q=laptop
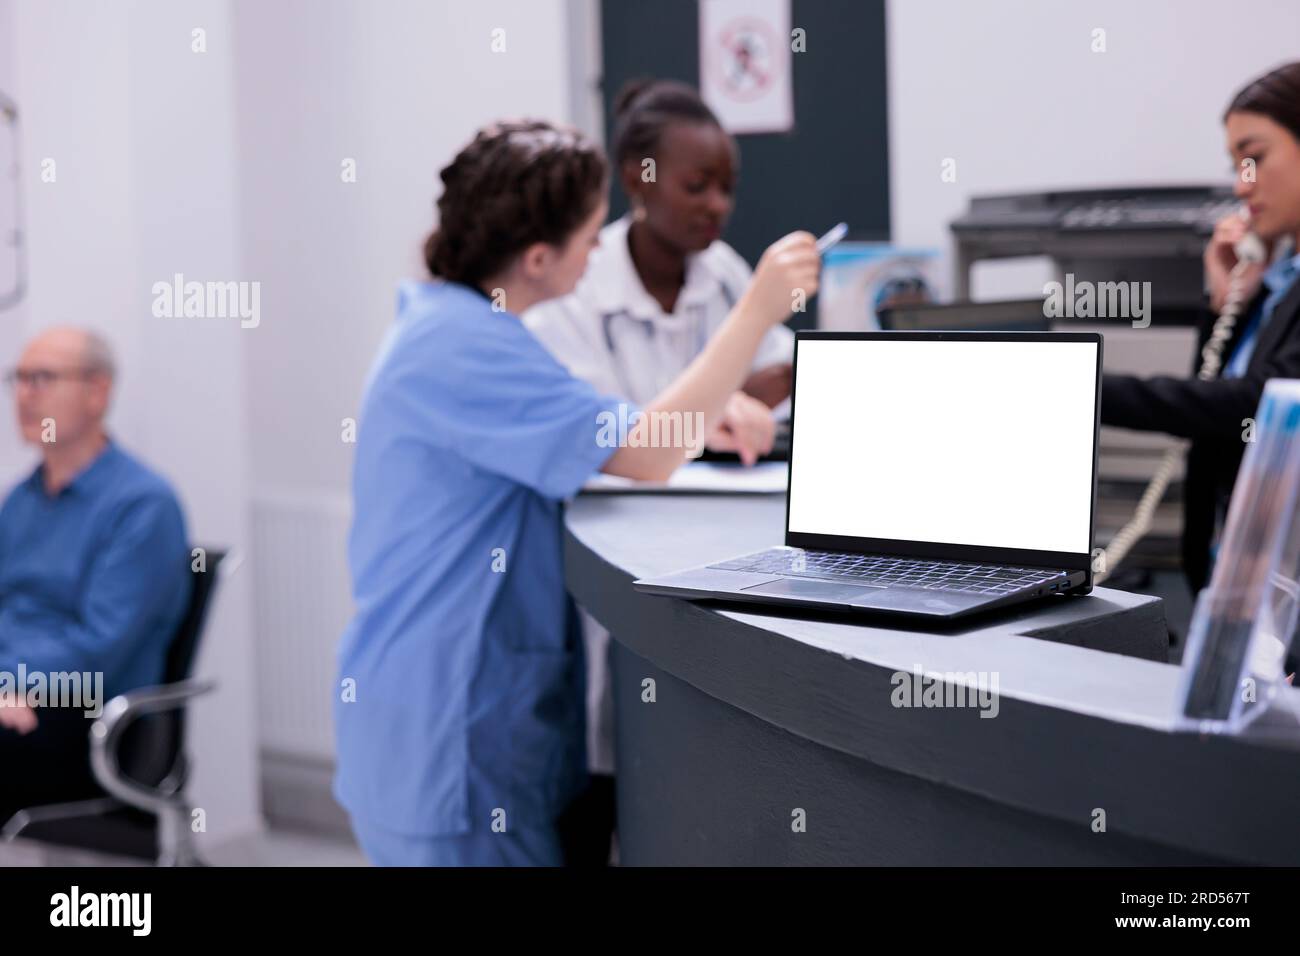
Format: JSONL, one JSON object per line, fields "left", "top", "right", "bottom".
{"left": 634, "top": 330, "right": 1103, "bottom": 620}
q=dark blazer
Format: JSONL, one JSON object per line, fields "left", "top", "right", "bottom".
{"left": 1101, "top": 276, "right": 1300, "bottom": 593}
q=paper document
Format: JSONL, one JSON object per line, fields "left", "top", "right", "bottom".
{"left": 582, "top": 460, "right": 788, "bottom": 495}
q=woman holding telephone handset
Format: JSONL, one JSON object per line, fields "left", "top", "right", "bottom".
{"left": 1102, "top": 62, "right": 1300, "bottom": 595}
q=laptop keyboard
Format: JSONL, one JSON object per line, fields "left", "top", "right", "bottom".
{"left": 707, "top": 548, "right": 1070, "bottom": 595}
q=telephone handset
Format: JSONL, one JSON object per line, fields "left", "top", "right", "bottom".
{"left": 1097, "top": 213, "right": 1267, "bottom": 582}
{"left": 1235, "top": 229, "right": 1268, "bottom": 266}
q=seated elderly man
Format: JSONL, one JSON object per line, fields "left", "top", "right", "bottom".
{"left": 0, "top": 327, "right": 190, "bottom": 827}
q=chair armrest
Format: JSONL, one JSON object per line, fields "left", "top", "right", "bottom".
{"left": 89, "top": 679, "right": 216, "bottom": 815}
{"left": 1, "top": 796, "right": 123, "bottom": 842}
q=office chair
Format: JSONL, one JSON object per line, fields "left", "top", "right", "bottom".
{"left": 1, "top": 548, "right": 225, "bottom": 866}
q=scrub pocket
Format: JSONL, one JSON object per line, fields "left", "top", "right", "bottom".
{"left": 502, "top": 645, "right": 585, "bottom": 831}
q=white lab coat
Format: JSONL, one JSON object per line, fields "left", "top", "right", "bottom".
{"left": 524, "top": 215, "right": 794, "bottom": 775}
{"left": 525, "top": 215, "right": 794, "bottom": 406}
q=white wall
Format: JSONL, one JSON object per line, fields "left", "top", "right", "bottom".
{"left": 232, "top": 0, "right": 579, "bottom": 498}
{"left": 886, "top": 0, "right": 1300, "bottom": 297}
{"left": 5, "top": 0, "right": 259, "bottom": 846}
{"left": 0, "top": 0, "right": 25, "bottom": 483}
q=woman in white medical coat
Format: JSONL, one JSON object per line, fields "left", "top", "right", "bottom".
{"left": 526, "top": 79, "right": 794, "bottom": 463}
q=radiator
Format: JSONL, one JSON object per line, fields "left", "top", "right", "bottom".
{"left": 250, "top": 490, "right": 353, "bottom": 762}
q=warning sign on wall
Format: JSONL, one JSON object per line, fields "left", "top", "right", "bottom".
{"left": 699, "top": 0, "right": 794, "bottom": 135}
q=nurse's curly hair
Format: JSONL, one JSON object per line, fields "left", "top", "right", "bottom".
{"left": 424, "top": 121, "right": 607, "bottom": 288}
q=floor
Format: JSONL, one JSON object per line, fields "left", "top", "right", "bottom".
{"left": 0, "top": 826, "right": 369, "bottom": 867}
{"left": 205, "top": 827, "right": 369, "bottom": 867}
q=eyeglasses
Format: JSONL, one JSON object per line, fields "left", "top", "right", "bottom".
{"left": 2, "top": 368, "right": 97, "bottom": 391}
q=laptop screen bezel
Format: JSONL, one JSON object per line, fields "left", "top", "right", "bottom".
{"left": 783, "top": 330, "right": 1103, "bottom": 578}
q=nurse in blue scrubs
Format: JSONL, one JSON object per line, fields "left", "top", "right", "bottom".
{"left": 334, "top": 120, "right": 819, "bottom": 866}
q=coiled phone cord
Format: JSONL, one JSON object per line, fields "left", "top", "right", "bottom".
{"left": 1095, "top": 258, "right": 1257, "bottom": 583}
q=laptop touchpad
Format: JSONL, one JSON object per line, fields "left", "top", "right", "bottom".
{"left": 740, "top": 578, "right": 885, "bottom": 602}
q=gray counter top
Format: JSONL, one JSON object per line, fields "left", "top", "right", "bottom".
{"left": 565, "top": 492, "right": 1300, "bottom": 865}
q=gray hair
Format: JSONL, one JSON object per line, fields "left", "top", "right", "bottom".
{"left": 81, "top": 330, "right": 117, "bottom": 381}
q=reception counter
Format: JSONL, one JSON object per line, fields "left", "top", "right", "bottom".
{"left": 564, "top": 492, "right": 1300, "bottom": 866}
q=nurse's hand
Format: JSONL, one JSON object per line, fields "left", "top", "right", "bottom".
{"left": 744, "top": 232, "right": 821, "bottom": 326}
{"left": 707, "top": 391, "right": 776, "bottom": 466}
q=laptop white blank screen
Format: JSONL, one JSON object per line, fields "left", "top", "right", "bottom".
{"left": 787, "top": 337, "right": 1098, "bottom": 555}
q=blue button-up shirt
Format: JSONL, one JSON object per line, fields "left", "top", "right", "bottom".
{"left": 334, "top": 281, "right": 627, "bottom": 838}
{"left": 0, "top": 440, "right": 190, "bottom": 701}
{"left": 1224, "top": 252, "right": 1300, "bottom": 378}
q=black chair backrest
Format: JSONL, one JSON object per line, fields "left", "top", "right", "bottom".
{"left": 118, "top": 547, "right": 225, "bottom": 789}
{"left": 165, "top": 549, "right": 225, "bottom": 684}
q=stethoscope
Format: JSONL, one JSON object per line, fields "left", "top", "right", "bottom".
{"left": 599, "top": 279, "right": 740, "bottom": 395}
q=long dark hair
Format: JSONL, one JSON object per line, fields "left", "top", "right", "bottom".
{"left": 423, "top": 121, "right": 607, "bottom": 287}
{"left": 1225, "top": 62, "right": 1300, "bottom": 143}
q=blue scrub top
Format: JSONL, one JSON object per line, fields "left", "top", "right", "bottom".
{"left": 334, "top": 280, "right": 628, "bottom": 837}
